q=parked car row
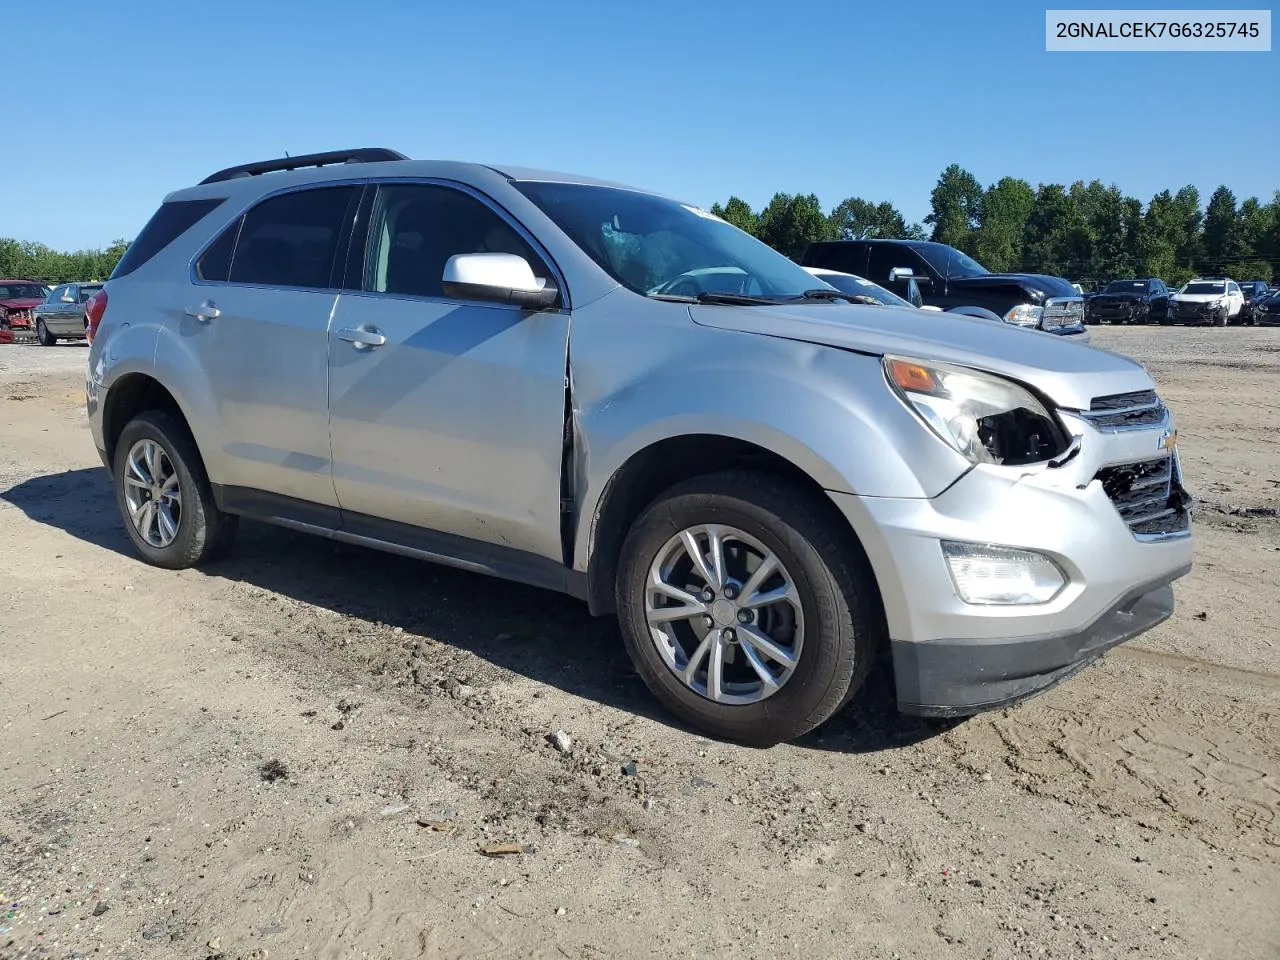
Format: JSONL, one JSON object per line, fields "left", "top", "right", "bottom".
{"left": 1082, "top": 276, "right": 1274, "bottom": 327}
{"left": 803, "top": 239, "right": 1089, "bottom": 341}
{"left": 0, "top": 279, "right": 107, "bottom": 344}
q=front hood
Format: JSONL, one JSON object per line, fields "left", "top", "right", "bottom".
{"left": 1172, "top": 294, "right": 1223, "bottom": 304}
{"left": 0, "top": 298, "right": 42, "bottom": 310}
{"left": 949, "top": 273, "right": 1079, "bottom": 298}
{"left": 690, "top": 302, "right": 1152, "bottom": 410}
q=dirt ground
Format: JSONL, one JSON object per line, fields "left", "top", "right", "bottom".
{"left": 1, "top": 327, "right": 1277, "bottom": 960}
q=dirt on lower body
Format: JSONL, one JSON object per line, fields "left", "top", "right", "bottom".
{"left": 1, "top": 330, "right": 1277, "bottom": 960}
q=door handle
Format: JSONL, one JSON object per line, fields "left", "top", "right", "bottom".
{"left": 185, "top": 300, "right": 220, "bottom": 322}
{"left": 336, "top": 325, "right": 387, "bottom": 350}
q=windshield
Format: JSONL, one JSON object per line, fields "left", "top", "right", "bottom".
{"left": 812, "top": 271, "right": 913, "bottom": 308}
{"left": 1103, "top": 281, "right": 1146, "bottom": 293}
{"left": 0, "top": 283, "right": 48, "bottom": 299}
{"left": 912, "top": 244, "right": 989, "bottom": 278}
{"left": 513, "top": 182, "right": 822, "bottom": 300}
{"left": 1183, "top": 282, "right": 1226, "bottom": 295}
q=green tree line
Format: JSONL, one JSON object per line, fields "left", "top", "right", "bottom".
{"left": 712, "top": 165, "right": 1280, "bottom": 285}
{"left": 6, "top": 166, "right": 1278, "bottom": 288}
{"left": 0, "top": 238, "right": 130, "bottom": 284}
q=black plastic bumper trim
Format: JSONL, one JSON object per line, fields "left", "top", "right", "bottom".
{"left": 892, "top": 564, "right": 1191, "bottom": 718}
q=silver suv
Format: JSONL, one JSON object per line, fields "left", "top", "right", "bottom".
{"left": 87, "top": 149, "right": 1194, "bottom": 745}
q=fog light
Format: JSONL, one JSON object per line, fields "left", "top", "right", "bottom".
{"left": 941, "top": 541, "right": 1066, "bottom": 605}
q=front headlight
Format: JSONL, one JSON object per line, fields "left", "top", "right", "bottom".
{"left": 884, "top": 356, "right": 1065, "bottom": 466}
{"left": 1003, "top": 304, "right": 1042, "bottom": 327}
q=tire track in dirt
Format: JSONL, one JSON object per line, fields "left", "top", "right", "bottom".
{"left": 936, "top": 653, "right": 1279, "bottom": 858}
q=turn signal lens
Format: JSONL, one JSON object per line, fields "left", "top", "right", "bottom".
{"left": 886, "top": 358, "right": 939, "bottom": 394}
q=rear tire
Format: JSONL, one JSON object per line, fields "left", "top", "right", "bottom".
{"left": 36, "top": 319, "right": 56, "bottom": 346}
{"left": 615, "top": 470, "right": 884, "bottom": 746}
{"left": 113, "top": 410, "right": 238, "bottom": 569}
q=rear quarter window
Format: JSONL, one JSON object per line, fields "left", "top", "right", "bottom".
{"left": 110, "top": 198, "right": 226, "bottom": 279}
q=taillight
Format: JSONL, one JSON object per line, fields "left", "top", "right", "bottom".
{"left": 85, "top": 289, "right": 108, "bottom": 343}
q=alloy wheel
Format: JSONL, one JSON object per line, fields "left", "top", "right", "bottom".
{"left": 122, "top": 439, "right": 182, "bottom": 547}
{"left": 645, "top": 524, "right": 804, "bottom": 705}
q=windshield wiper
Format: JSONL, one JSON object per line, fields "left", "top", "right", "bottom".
{"left": 792, "top": 288, "right": 868, "bottom": 304}
{"left": 648, "top": 291, "right": 781, "bottom": 306}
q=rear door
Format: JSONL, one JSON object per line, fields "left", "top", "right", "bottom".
{"left": 181, "top": 183, "right": 360, "bottom": 510}
{"left": 326, "top": 180, "right": 570, "bottom": 562}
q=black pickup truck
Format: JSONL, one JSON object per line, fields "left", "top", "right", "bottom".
{"left": 802, "top": 239, "right": 1087, "bottom": 340}
{"left": 1085, "top": 278, "right": 1172, "bottom": 325}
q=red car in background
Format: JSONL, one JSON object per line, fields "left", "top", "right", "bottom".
{"left": 0, "top": 280, "right": 50, "bottom": 341}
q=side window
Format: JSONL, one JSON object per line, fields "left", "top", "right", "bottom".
{"left": 111, "top": 198, "right": 226, "bottom": 279}
{"left": 197, "top": 217, "right": 241, "bottom": 282}
{"left": 48, "top": 285, "right": 66, "bottom": 303}
{"left": 1227, "top": 281, "right": 1241, "bottom": 295}
{"left": 865, "top": 245, "right": 923, "bottom": 284}
{"left": 363, "top": 183, "right": 548, "bottom": 299}
{"left": 803, "top": 243, "right": 866, "bottom": 275}
{"left": 228, "top": 187, "right": 357, "bottom": 289}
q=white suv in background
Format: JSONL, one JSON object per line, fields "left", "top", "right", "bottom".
{"left": 1170, "top": 278, "right": 1244, "bottom": 326}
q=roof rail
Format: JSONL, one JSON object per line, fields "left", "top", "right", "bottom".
{"left": 198, "top": 148, "right": 409, "bottom": 185}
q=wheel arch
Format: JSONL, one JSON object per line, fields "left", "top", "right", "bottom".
{"left": 102, "top": 373, "right": 197, "bottom": 471}
{"left": 580, "top": 432, "right": 859, "bottom": 616}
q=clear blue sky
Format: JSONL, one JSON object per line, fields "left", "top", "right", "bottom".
{"left": 5, "top": 0, "right": 1276, "bottom": 250}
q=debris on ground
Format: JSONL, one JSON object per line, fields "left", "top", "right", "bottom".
{"left": 547, "top": 730, "right": 572, "bottom": 754}
{"left": 416, "top": 819, "right": 457, "bottom": 834}
{"left": 259, "top": 759, "right": 289, "bottom": 782}
{"left": 479, "top": 842, "right": 527, "bottom": 857}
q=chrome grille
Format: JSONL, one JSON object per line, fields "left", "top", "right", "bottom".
{"left": 1041, "top": 296, "right": 1084, "bottom": 331}
{"left": 1079, "top": 389, "right": 1166, "bottom": 430}
{"left": 1095, "top": 455, "right": 1191, "bottom": 538}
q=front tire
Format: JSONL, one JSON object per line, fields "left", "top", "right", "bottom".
{"left": 36, "top": 319, "right": 56, "bottom": 346}
{"left": 615, "top": 471, "right": 883, "bottom": 746}
{"left": 113, "top": 410, "right": 238, "bottom": 569}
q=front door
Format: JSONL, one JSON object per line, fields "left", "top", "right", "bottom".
{"left": 327, "top": 181, "right": 570, "bottom": 562}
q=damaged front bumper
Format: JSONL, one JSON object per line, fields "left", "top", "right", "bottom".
{"left": 829, "top": 410, "right": 1194, "bottom": 717}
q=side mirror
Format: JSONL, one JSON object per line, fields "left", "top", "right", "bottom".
{"left": 888, "top": 266, "right": 926, "bottom": 306}
{"left": 904, "top": 277, "right": 923, "bottom": 308}
{"left": 441, "top": 253, "right": 558, "bottom": 310}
